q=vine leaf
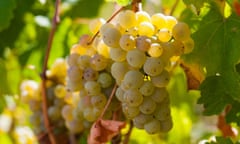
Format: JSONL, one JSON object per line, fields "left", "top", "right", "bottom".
{"left": 185, "top": 3, "right": 240, "bottom": 115}
{"left": 182, "top": 0, "right": 205, "bottom": 14}
{"left": 0, "top": 0, "right": 16, "bottom": 32}
{"left": 88, "top": 119, "right": 126, "bottom": 144}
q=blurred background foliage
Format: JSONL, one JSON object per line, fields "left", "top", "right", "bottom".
{"left": 0, "top": 0, "right": 239, "bottom": 143}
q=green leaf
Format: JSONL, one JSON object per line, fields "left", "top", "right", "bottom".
{"left": 226, "top": 101, "right": 240, "bottom": 126}
{"left": 206, "top": 136, "right": 233, "bottom": 144}
{"left": 198, "top": 75, "right": 234, "bottom": 115}
{"left": 0, "top": 0, "right": 16, "bottom": 31}
{"left": 116, "top": 0, "right": 132, "bottom": 6}
{"left": 182, "top": 0, "right": 206, "bottom": 13}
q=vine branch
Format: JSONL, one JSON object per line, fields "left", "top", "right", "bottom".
{"left": 40, "top": 0, "right": 61, "bottom": 144}
{"left": 132, "top": 0, "right": 142, "bottom": 12}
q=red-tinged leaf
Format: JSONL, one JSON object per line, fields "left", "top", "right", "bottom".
{"left": 217, "top": 115, "right": 237, "bottom": 138}
{"left": 88, "top": 119, "right": 126, "bottom": 144}
{"left": 233, "top": 0, "right": 240, "bottom": 16}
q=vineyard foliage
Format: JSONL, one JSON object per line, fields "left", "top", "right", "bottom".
{"left": 0, "top": 0, "right": 240, "bottom": 143}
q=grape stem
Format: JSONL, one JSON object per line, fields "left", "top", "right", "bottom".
{"left": 132, "top": 0, "right": 142, "bottom": 12}
{"left": 99, "top": 84, "right": 118, "bottom": 119}
{"left": 88, "top": 6, "right": 125, "bottom": 45}
{"left": 40, "top": 0, "right": 61, "bottom": 144}
{"left": 169, "top": 0, "right": 180, "bottom": 15}
{"left": 123, "top": 121, "right": 134, "bottom": 144}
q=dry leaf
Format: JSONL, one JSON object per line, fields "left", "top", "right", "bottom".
{"left": 88, "top": 119, "right": 126, "bottom": 144}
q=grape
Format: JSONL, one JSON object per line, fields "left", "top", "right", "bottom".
{"left": 151, "top": 70, "right": 170, "bottom": 87}
{"left": 122, "top": 70, "right": 144, "bottom": 89}
{"left": 83, "top": 67, "right": 98, "bottom": 81}
{"left": 160, "top": 118, "right": 173, "bottom": 132}
{"left": 136, "top": 36, "right": 151, "bottom": 52}
{"left": 125, "top": 27, "right": 139, "bottom": 37}
{"left": 122, "top": 103, "right": 140, "bottom": 119}
{"left": 61, "top": 105, "right": 74, "bottom": 121}
{"left": 150, "top": 87, "right": 168, "bottom": 103}
{"left": 139, "top": 81, "right": 155, "bottom": 96}
{"left": 111, "top": 62, "right": 129, "bottom": 81}
{"left": 119, "top": 34, "right": 136, "bottom": 51}
{"left": 139, "top": 97, "right": 156, "bottom": 114}
{"left": 67, "top": 53, "right": 80, "bottom": 67}
{"left": 153, "top": 105, "right": 171, "bottom": 121}
{"left": 123, "top": 89, "right": 143, "bottom": 107}
{"left": 91, "top": 94, "right": 107, "bottom": 109}
{"left": 143, "top": 57, "right": 164, "bottom": 76}
{"left": 77, "top": 55, "right": 91, "bottom": 69}
{"left": 72, "top": 107, "right": 84, "bottom": 120}
{"left": 151, "top": 13, "right": 167, "bottom": 29}
{"left": 110, "top": 47, "right": 127, "bottom": 62}
{"left": 115, "top": 87, "right": 125, "bottom": 102}
{"left": 99, "top": 23, "right": 115, "bottom": 34}
{"left": 157, "top": 28, "right": 172, "bottom": 42}
{"left": 48, "top": 106, "right": 61, "bottom": 121}
{"left": 54, "top": 84, "right": 67, "bottom": 98}
{"left": 183, "top": 37, "right": 194, "bottom": 54}
{"left": 172, "top": 22, "right": 191, "bottom": 41}
{"left": 133, "top": 113, "right": 153, "bottom": 129}
{"left": 90, "top": 54, "right": 108, "bottom": 71}
{"left": 66, "top": 78, "right": 84, "bottom": 92}
{"left": 65, "top": 119, "right": 84, "bottom": 133}
{"left": 97, "top": 72, "right": 113, "bottom": 88}
{"left": 117, "top": 10, "right": 136, "bottom": 29}
{"left": 96, "top": 40, "right": 110, "bottom": 58}
{"left": 136, "top": 11, "right": 151, "bottom": 24}
{"left": 84, "top": 81, "right": 101, "bottom": 95}
{"left": 77, "top": 95, "right": 92, "bottom": 110}
{"left": 89, "top": 18, "right": 106, "bottom": 34}
{"left": 101, "top": 26, "right": 121, "bottom": 47}
{"left": 138, "top": 22, "right": 155, "bottom": 37}
{"left": 126, "top": 49, "right": 146, "bottom": 68}
{"left": 165, "top": 16, "right": 177, "bottom": 30}
{"left": 67, "top": 66, "right": 83, "bottom": 82}
{"left": 148, "top": 43, "right": 163, "bottom": 57}
{"left": 83, "top": 107, "right": 97, "bottom": 122}
{"left": 144, "top": 119, "right": 161, "bottom": 134}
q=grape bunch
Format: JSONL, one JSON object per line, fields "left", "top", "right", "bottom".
{"left": 20, "top": 58, "right": 68, "bottom": 135}
{"left": 66, "top": 9, "right": 194, "bottom": 135}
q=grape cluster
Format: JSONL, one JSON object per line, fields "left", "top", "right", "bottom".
{"left": 20, "top": 58, "right": 68, "bottom": 134}
{"left": 66, "top": 9, "right": 194, "bottom": 135}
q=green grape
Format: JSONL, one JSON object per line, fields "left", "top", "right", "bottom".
{"left": 61, "top": 105, "right": 74, "bottom": 121}
{"left": 83, "top": 107, "right": 98, "bottom": 122}
{"left": 165, "top": 16, "right": 177, "bottom": 30}
{"left": 72, "top": 107, "right": 84, "bottom": 120}
{"left": 54, "top": 84, "right": 66, "bottom": 98}
{"left": 125, "top": 27, "right": 139, "bottom": 37}
{"left": 151, "top": 70, "right": 170, "bottom": 87}
{"left": 117, "top": 10, "right": 137, "bottom": 29}
{"left": 138, "top": 22, "right": 155, "bottom": 37}
{"left": 157, "top": 28, "right": 172, "bottom": 42}
{"left": 139, "top": 81, "right": 155, "bottom": 96}
{"left": 91, "top": 94, "right": 107, "bottom": 109}
{"left": 122, "top": 103, "right": 140, "bottom": 119}
{"left": 100, "top": 23, "right": 115, "bottom": 34}
{"left": 136, "top": 11, "right": 151, "bottom": 24}
{"left": 144, "top": 119, "right": 161, "bottom": 134}
{"left": 84, "top": 81, "right": 101, "bottom": 95}
{"left": 153, "top": 105, "right": 171, "bottom": 121}
{"left": 89, "top": 18, "right": 106, "bottom": 34}
{"left": 90, "top": 54, "right": 108, "bottom": 71}
{"left": 48, "top": 106, "right": 61, "bottom": 121}
{"left": 139, "top": 97, "right": 156, "bottom": 114}
{"left": 110, "top": 47, "right": 127, "bottom": 62}
{"left": 96, "top": 40, "right": 110, "bottom": 58}
{"left": 67, "top": 66, "right": 83, "bottom": 82}
{"left": 148, "top": 43, "right": 163, "bottom": 57}
{"left": 77, "top": 55, "right": 91, "bottom": 70}
{"left": 77, "top": 95, "right": 92, "bottom": 110}
{"left": 66, "top": 78, "right": 84, "bottom": 92}
{"left": 83, "top": 67, "right": 98, "bottom": 81}
{"left": 122, "top": 70, "right": 144, "bottom": 89}
{"left": 111, "top": 62, "right": 129, "bottom": 81}
{"left": 67, "top": 53, "right": 80, "bottom": 67}
{"left": 151, "top": 13, "right": 167, "bottom": 29}
{"left": 172, "top": 22, "right": 191, "bottom": 41}
{"left": 119, "top": 34, "right": 136, "bottom": 51}
{"left": 143, "top": 57, "right": 164, "bottom": 76}
{"left": 123, "top": 89, "right": 143, "bottom": 107}
{"left": 20, "top": 80, "right": 40, "bottom": 102}
{"left": 133, "top": 113, "right": 153, "bottom": 129}
{"left": 65, "top": 119, "right": 84, "bottom": 133}
{"left": 183, "top": 37, "right": 194, "bottom": 54}
{"left": 115, "top": 87, "right": 125, "bottom": 102}
{"left": 160, "top": 118, "right": 173, "bottom": 132}
{"left": 150, "top": 87, "right": 168, "bottom": 103}
{"left": 97, "top": 72, "right": 113, "bottom": 88}
{"left": 101, "top": 26, "right": 121, "bottom": 47}
{"left": 136, "top": 36, "right": 151, "bottom": 52}
{"left": 126, "top": 49, "right": 146, "bottom": 68}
